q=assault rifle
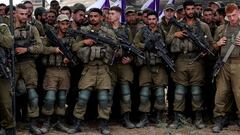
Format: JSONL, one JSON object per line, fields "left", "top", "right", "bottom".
{"left": 67, "top": 29, "right": 145, "bottom": 60}
{"left": 143, "top": 27, "right": 176, "bottom": 72}
{"left": 44, "top": 25, "right": 78, "bottom": 65}
{"left": 169, "top": 18, "right": 214, "bottom": 57}
{"left": 0, "top": 47, "right": 11, "bottom": 80}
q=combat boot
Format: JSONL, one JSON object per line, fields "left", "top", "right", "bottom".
{"left": 194, "top": 111, "right": 206, "bottom": 129}
{"left": 122, "top": 112, "right": 135, "bottom": 129}
{"left": 99, "top": 118, "right": 110, "bottom": 135}
{"left": 156, "top": 111, "right": 168, "bottom": 128}
{"left": 67, "top": 118, "right": 82, "bottom": 134}
{"left": 136, "top": 113, "right": 149, "bottom": 128}
{"left": 55, "top": 116, "right": 73, "bottom": 134}
{"left": 169, "top": 112, "right": 183, "bottom": 129}
{"left": 30, "top": 118, "right": 42, "bottom": 135}
{"left": 39, "top": 116, "right": 50, "bottom": 134}
{"left": 212, "top": 116, "right": 229, "bottom": 133}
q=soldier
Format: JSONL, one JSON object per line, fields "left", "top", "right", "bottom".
{"left": 70, "top": 8, "right": 117, "bottom": 135}
{"left": 39, "top": 14, "right": 74, "bottom": 134}
{"left": 34, "top": 7, "right": 47, "bottom": 25}
{"left": 202, "top": 8, "right": 217, "bottom": 37}
{"left": 194, "top": 3, "right": 203, "bottom": 19}
{"left": 71, "top": 3, "right": 86, "bottom": 30}
{"left": 0, "top": 3, "right": 6, "bottom": 16}
{"left": 212, "top": 3, "right": 240, "bottom": 133}
{"left": 166, "top": 1, "right": 213, "bottom": 129}
{"left": 0, "top": 20, "right": 15, "bottom": 134}
{"left": 47, "top": 9, "right": 57, "bottom": 27}
{"left": 134, "top": 11, "right": 168, "bottom": 128}
{"left": 215, "top": 7, "right": 226, "bottom": 26}
{"left": 24, "top": 1, "right": 45, "bottom": 37}
{"left": 50, "top": 0, "right": 60, "bottom": 15}
{"left": 125, "top": 6, "right": 144, "bottom": 37}
{"left": 14, "top": 4, "right": 43, "bottom": 134}
{"left": 176, "top": 5, "right": 184, "bottom": 21}
{"left": 60, "top": 6, "right": 72, "bottom": 19}
{"left": 160, "top": 4, "right": 175, "bottom": 36}
{"left": 108, "top": 6, "right": 135, "bottom": 129}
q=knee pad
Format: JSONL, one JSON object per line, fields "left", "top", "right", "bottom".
{"left": 140, "top": 86, "right": 150, "bottom": 104}
{"left": 78, "top": 90, "right": 91, "bottom": 106}
{"left": 28, "top": 89, "right": 39, "bottom": 107}
{"left": 155, "top": 87, "right": 165, "bottom": 103}
{"left": 98, "top": 90, "right": 109, "bottom": 108}
{"left": 175, "top": 84, "right": 186, "bottom": 101}
{"left": 121, "top": 84, "right": 131, "bottom": 103}
{"left": 44, "top": 91, "right": 56, "bottom": 110}
{"left": 58, "top": 90, "right": 66, "bottom": 108}
{"left": 191, "top": 86, "right": 202, "bottom": 102}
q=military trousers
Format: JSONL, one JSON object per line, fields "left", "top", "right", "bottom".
{"left": 0, "top": 79, "right": 15, "bottom": 128}
{"left": 214, "top": 59, "right": 240, "bottom": 118}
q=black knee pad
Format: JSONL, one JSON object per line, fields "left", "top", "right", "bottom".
{"left": 78, "top": 90, "right": 91, "bottom": 107}
{"left": 175, "top": 84, "right": 186, "bottom": 101}
{"left": 140, "top": 86, "right": 150, "bottom": 104}
{"left": 44, "top": 91, "right": 56, "bottom": 110}
{"left": 155, "top": 87, "right": 165, "bottom": 103}
{"left": 98, "top": 90, "right": 109, "bottom": 108}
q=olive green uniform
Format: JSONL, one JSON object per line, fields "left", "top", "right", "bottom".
{"left": 14, "top": 23, "right": 43, "bottom": 118}
{"left": 166, "top": 18, "right": 213, "bottom": 112}
{"left": 41, "top": 35, "right": 75, "bottom": 116}
{"left": 108, "top": 24, "right": 134, "bottom": 114}
{"left": 134, "top": 26, "right": 168, "bottom": 113}
{"left": 0, "top": 23, "right": 15, "bottom": 129}
{"left": 213, "top": 22, "right": 240, "bottom": 118}
{"left": 72, "top": 25, "right": 116, "bottom": 120}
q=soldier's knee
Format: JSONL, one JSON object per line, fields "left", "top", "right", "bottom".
{"left": 155, "top": 86, "right": 165, "bottom": 103}
{"left": 98, "top": 90, "right": 109, "bottom": 108}
{"left": 140, "top": 86, "right": 150, "bottom": 104}
{"left": 78, "top": 90, "right": 91, "bottom": 106}
{"left": 191, "top": 86, "right": 202, "bottom": 102}
{"left": 175, "top": 84, "right": 186, "bottom": 101}
{"left": 58, "top": 90, "right": 66, "bottom": 108}
{"left": 28, "top": 89, "right": 39, "bottom": 107}
{"left": 44, "top": 90, "right": 56, "bottom": 110}
{"left": 121, "top": 84, "right": 131, "bottom": 103}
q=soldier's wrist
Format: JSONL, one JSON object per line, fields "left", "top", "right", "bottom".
{"left": 27, "top": 47, "right": 31, "bottom": 52}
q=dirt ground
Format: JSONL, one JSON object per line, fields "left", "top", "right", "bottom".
{"left": 17, "top": 121, "right": 240, "bottom": 135}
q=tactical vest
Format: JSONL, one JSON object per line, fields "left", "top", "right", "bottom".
{"left": 14, "top": 24, "right": 35, "bottom": 62}
{"left": 42, "top": 37, "right": 71, "bottom": 67}
{"left": 78, "top": 26, "right": 113, "bottom": 65}
{"left": 139, "top": 26, "right": 163, "bottom": 66}
{"left": 220, "top": 23, "right": 240, "bottom": 57}
{"left": 170, "top": 20, "right": 206, "bottom": 54}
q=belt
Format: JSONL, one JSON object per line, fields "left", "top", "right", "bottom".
{"left": 178, "top": 52, "right": 199, "bottom": 59}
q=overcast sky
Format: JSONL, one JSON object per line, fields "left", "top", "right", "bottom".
{"left": 0, "top": 0, "right": 59, "bottom": 5}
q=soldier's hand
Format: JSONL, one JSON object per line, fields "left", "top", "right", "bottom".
{"left": 83, "top": 39, "right": 96, "bottom": 46}
{"left": 216, "top": 36, "right": 227, "bottom": 47}
{"left": 122, "top": 56, "right": 131, "bottom": 64}
{"left": 55, "top": 47, "right": 63, "bottom": 54}
{"left": 235, "top": 36, "right": 240, "bottom": 46}
{"left": 15, "top": 47, "right": 27, "bottom": 55}
{"left": 174, "top": 31, "right": 188, "bottom": 38}
{"left": 63, "top": 58, "right": 70, "bottom": 64}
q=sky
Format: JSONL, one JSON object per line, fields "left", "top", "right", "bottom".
{"left": 0, "top": 0, "right": 58, "bottom": 5}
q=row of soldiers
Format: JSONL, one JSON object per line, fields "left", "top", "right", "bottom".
{"left": 0, "top": 0, "right": 240, "bottom": 134}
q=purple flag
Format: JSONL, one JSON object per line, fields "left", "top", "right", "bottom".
{"left": 121, "top": 0, "right": 126, "bottom": 23}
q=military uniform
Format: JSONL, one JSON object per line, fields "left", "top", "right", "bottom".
{"left": 107, "top": 24, "right": 136, "bottom": 128}
{"left": 166, "top": 18, "right": 213, "bottom": 129}
{"left": 72, "top": 25, "right": 116, "bottom": 121}
{"left": 0, "top": 23, "right": 15, "bottom": 132}
{"left": 213, "top": 22, "right": 240, "bottom": 120}
{"left": 14, "top": 22, "right": 43, "bottom": 134}
{"left": 134, "top": 26, "right": 168, "bottom": 127}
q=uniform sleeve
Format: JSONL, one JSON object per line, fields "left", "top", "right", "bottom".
{"left": 213, "top": 25, "right": 225, "bottom": 49}
{"left": 0, "top": 24, "right": 13, "bottom": 49}
{"left": 72, "top": 36, "right": 84, "bottom": 52}
{"left": 166, "top": 25, "right": 178, "bottom": 46}
{"left": 202, "top": 23, "right": 215, "bottom": 49}
{"left": 134, "top": 30, "right": 145, "bottom": 49}
{"left": 28, "top": 26, "right": 43, "bottom": 54}
{"left": 42, "top": 38, "right": 57, "bottom": 54}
